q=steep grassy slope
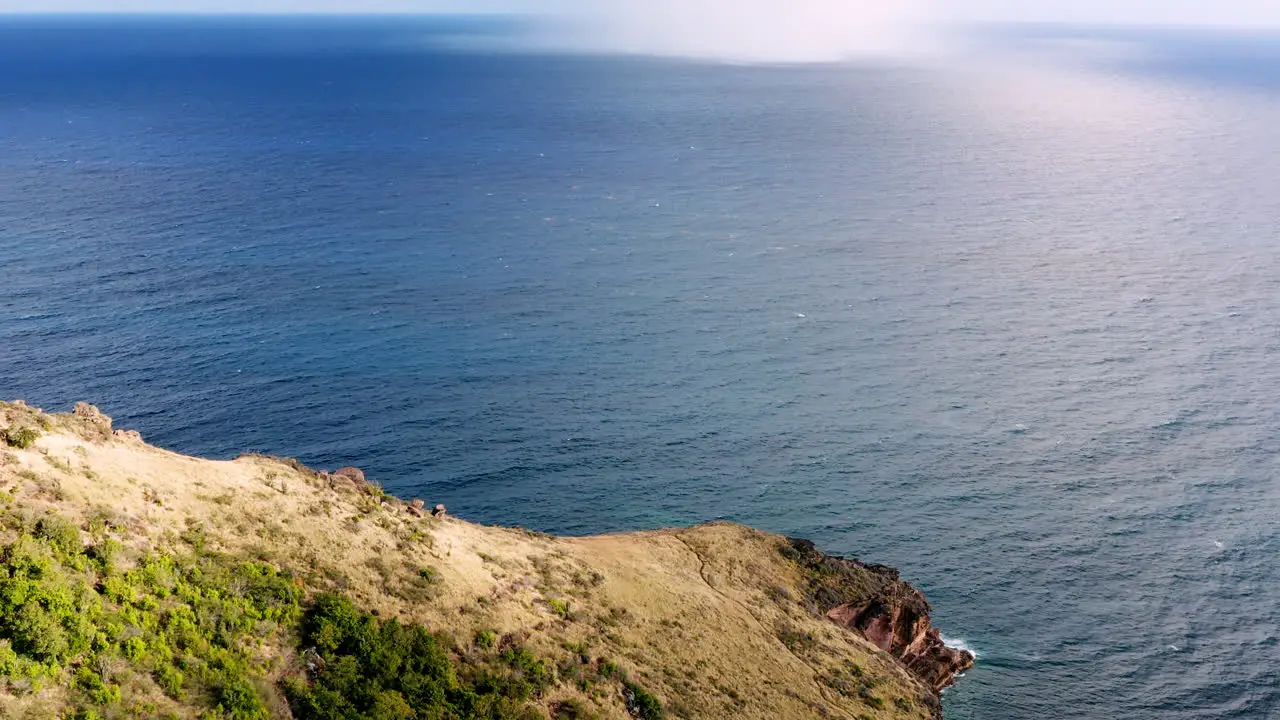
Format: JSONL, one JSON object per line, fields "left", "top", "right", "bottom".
{"left": 0, "top": 401, "right": 952, "bottom": 719}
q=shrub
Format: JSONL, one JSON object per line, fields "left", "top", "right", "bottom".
{"left": 0, "top": 640, "right": 20, "bottom": 676}
{"left": 475, "top": 629, "right": 497, "bottom": 650}
{"left": 87, "top": 539, "right": 122, "bottom": 576}
{"left": 547, "top": 599, "right": 572, "bottom": 620}
{"left": 9, "top": 598, "right": 72, "bottom": 663}
{"left": 74, "top": 667, "right": 121, "bottom": 706}
{"left": 293, "top": 591, "right": 491, "bottom": 712}
{"left": 289, "top": 593, "right": 548, "bottom": 719}
{"left": 36, "top": 515, "right": 83, "bottom": 557}
{"left": 498, "top": 644, "right": 552, "bottom": 697}
{"left": 122, "top": 636, "right": 148, "bottom": 662}
{"left": 214, "top": 672, "right": 268, "bottom": 719}
{"left": 2, "top": 426, "right": 40, "bottom": 449}
{"left": 859, "top": 688, "right": 885, "bottom": 709}
{"left": 157, "top": 665, "right": 186, "bottom": 698}
{"left": 624, "top": 681, "right": 664, "bottom": 720}
{"left": 369, "top": 690, "right": 415, "bottom": 719}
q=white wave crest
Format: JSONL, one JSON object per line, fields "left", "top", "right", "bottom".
{"left": 942, "top": 636, "right": 980, "bottom": 659}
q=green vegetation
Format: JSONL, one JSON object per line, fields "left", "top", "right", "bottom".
{"left": 0, "top": 508, "right": 553, "bottom": 718}
{"left": 289, "top": 593, "right": 550, "bottom": 719}
{"left": 1, "top": 427, "right": 40, "bottom": 449}
{"left": 0, "top": 505, "right": 667, "bottom": 719}
{"left": 0, "top": 507, "right": 302, "bottom": 717}
{"left": 623, "top": 681, "right": 664, "bottom": 720}
{"left": 474, "top": 630, "right": 497, "bottom": 650}
{"left": 547, "top": 598, "right": 573, "bottom": 620}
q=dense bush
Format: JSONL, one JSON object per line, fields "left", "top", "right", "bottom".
{"left": 624, "top": 681, "right": 664, "bottom": 720}
{"left": 288, "top": 593, "right": 548, "bottom": 720}
{"left": 0, "top": 512, "right": 302, "bottom": 716}
{"left": 1, "top": 426, "right": 40, "bottom": 449}
{"left": 474, "top": 629, "right": 497, "bottom": 650}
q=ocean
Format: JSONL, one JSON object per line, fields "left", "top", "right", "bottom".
{"left": 2, "top": 16, "right": 1279, "bottom": 718}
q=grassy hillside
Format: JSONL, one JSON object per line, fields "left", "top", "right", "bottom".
{"left": 0, "top": 401, "right": 946, "bottom": 720}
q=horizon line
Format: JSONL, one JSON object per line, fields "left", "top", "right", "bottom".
{"left": 1, "top": 12, "right": 1278, "bottom": 39}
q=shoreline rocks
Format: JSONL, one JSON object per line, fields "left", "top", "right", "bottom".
{"left": 826, "top": 599, "right": 975, "bottom": 693}
{"left": 783, "top": 537, "right": 975, "bottom": 695}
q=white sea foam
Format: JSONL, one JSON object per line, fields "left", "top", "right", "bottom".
{"left": 942, "top": 636, "right": 980, "bottom": 660}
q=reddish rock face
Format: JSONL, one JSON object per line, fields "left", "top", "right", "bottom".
{"left": 783, "top": 537, "right": 974, "bottom": 695}
{"left": 827, "top": 599, "right": 975, "bottom": 692}
{"left": 332, "top": 466, "right": 367, "bottom": 484}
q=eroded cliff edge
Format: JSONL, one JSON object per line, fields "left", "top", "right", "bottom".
{"left": 0, "top": 401, "right": 971, "bottom": 719}
{"left": 784, "top": 540, "right": 975, "bottom": 693}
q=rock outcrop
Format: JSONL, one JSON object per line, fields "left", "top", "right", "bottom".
{"left": 826, "top": 600, "right": 974, "bottom": 692}
{"left": 332, "top": 466, "right": 366, "bottom": 484}
{"left": 783, "top": 538, "right": 975, "bottom": 693}
{"left": 73, "top": 401, "right": 112, "bottom": 431}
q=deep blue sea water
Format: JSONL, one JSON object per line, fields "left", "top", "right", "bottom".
{"left": 3, "top": 17, "right": 1280, "bottom": 719}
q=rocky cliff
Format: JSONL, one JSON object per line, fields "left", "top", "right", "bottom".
{"left": 784, "top": 540, "right": 975, "bottom": 693}
{"left": 0, "top": 400, "right": 971, "bottom": 719}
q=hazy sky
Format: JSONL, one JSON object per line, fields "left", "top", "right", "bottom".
{"left": 2, "top": 0, "right": 1280, "bottom": 25}
{"left": 3, "top": 0, "right": 1277, "bottom": 62}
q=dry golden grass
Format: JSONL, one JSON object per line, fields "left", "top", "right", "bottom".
{"left": 0, "top": 401, "right": 936, "bottom": 719}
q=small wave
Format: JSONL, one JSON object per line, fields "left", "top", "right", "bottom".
{"left": 942, "top": 636, "right": 980, "bottom": 659}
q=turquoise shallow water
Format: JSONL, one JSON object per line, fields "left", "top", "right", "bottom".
{"left": 3, "top": 17, "right": 1280, "bottom": 718}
